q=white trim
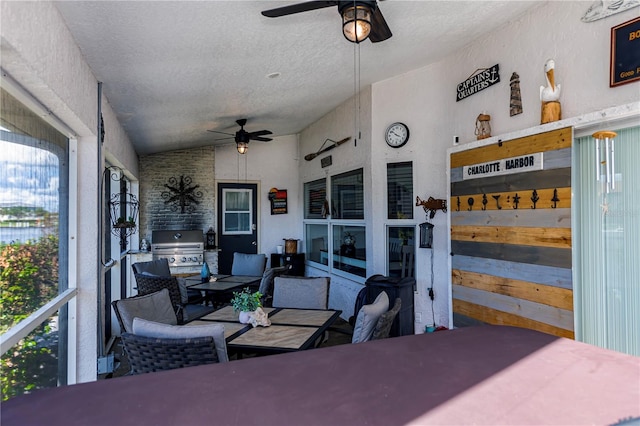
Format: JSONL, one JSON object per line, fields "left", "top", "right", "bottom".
{"left": 0, "top": 288, "right": 78, "bottom": 356}
{"left": 67, "top": 138, "right": 78, "bottom": 384}
{"left": 0, "top": 69, "right": 77, "bottom": 138}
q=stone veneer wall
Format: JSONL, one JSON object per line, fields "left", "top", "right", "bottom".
{"left": 138, "top": 146, "right": 215, "bottom": 243}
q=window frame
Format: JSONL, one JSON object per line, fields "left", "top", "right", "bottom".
{"left": 304, "top": 168, "right": 366, "bottom": 280}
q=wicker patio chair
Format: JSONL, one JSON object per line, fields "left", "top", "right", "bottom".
{"left": 121, "top": 333, "right": 219, "bottom": 375}
{"left": 134, "top": 273, "right": 184, "bottom": 323}
{"left": 371, "top": 298, "right": 402, "bottom": 340}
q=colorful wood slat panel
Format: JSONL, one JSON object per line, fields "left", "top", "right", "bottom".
{"left": 450, "top": 127, "right": 574, "bottom": 338}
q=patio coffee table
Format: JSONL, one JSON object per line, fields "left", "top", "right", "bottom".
{"left": 190, "top": 305, "right": 342, "bottom": 356}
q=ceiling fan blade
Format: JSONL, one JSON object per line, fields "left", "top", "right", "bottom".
{"left": 368, "top": 6, "right": 392, "bottom": 43}
{"left": 251, "top": 136, "right": 273, "bottom": 142}
{"left": 261, "top": 1, "right": 337, "bottom": 18}
{"left": 248, "top": 130, "right": 273, "bottom": 137}
{"left": 207, "top": 130, "right": 234, "bottom": 136}
{"left": 213, "top": 136, "right": 235, "bottom": 142}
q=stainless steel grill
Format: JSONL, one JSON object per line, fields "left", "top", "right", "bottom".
{"left": 151, "top": 230, "right": 204, "bottom": 275}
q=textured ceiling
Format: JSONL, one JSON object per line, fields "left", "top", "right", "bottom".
{"left": 53, "top": 1, "right": 541, "bottom": 155}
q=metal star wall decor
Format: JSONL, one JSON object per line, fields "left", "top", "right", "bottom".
{"left": 161, "top": 175, "right": 203, "bottom": 213}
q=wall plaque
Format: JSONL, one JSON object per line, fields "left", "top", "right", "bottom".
{"left": 610, "top": 16, "right": 640, "bottom": 87}
{"left": 456, "top": 64, "right": 500, "bottom": 101}
{"left": 463, "top": 152, "right": 544, "bottom": 180}
{"left": 268, "top": 188, "right": 288, "bottom": 215}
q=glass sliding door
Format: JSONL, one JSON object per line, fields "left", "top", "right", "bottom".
{"left": 574, "top": 125, "right": 640, "bottom": 356}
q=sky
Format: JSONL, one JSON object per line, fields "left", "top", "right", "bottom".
{"left": 0, "top": 138, "right": 60, "bottom": 214}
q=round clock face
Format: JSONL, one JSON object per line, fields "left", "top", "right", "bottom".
{"left": 385, "top": 122, "right": 410, "bottom": 148}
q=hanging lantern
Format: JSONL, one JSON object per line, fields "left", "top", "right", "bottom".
{"left": 475, "top": 113, "right": 491, "bottom": 140}
{"left": 206, "top": 227, "right": 217, "bottom": 249}
{"left": 105, "top": 167, "right": 139, "bottom": 242}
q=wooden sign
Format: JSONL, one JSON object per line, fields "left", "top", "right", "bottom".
{"left": 463, "top": 152, "right": 544, "bottom": 180}
{"left": 268, "top": 188, "right": 287, "bottom": 215}
{"left": 610, "top": 16, "right": 640, "bottom": 87}
{"left": 456, "top": 64, "right": 500, "bottom": 101}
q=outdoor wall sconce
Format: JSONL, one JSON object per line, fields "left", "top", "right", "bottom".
{"left": 419, "top": 222, "right": 434, "bottom": 249}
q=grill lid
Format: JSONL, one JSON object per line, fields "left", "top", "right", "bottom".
{"left": 151, "top": 230, "right": 204, "bottom": 248}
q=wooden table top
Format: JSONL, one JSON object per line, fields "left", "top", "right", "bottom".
{"left": 186, "top": 275, "right": 262, "bottom": 292}
{"left": 193, "top": 305, "right": 342, "bottom": 354}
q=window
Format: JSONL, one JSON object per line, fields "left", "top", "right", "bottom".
{"left": 387, "top": 226, "right": 415, "bottom": 278}
{"left": 331, "top": 169, "right": 364, "bottom": 219}
{"left": 305, "top": 224, "right": 328, "bottom": 265}
{"left": 304, "top": 178, "right": 326, "bottom": 219}
{"left": 222, "top": 188, "right": 252, "bottom": 234}
{"left": 304, "top": 169, "right": 366, "bottom": 278}
{"left": 0, "top": 88, "right": 72, "bottom": 400}
{"left": 387, "top": 162, "right": 413, "bottom": 219}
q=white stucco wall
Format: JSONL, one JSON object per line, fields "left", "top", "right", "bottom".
{"left": 1, "top": 1, "right": 138, "bottom": 382}
{"left": 371, "top": 1, "right": 640, "bottom": 331}
{"left": 214, "top": 135, "right": 301, "bottom": 258}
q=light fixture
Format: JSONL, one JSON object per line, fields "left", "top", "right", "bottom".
{"left": 236, "top": 141, "right": 249, "bottom": 155}
{"left": 340, "top": 3, "right": 372, "bottom": 43}
{"left": 419, "top": 222, "right": 434, "bottom": 249}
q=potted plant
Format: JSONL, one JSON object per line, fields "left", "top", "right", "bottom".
{"left": 231, "top": 287, "right": 263, "bottom": 324}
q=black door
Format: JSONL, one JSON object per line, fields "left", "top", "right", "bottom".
{"left": 217, "top": 182, "right": 259, "bottom": 274}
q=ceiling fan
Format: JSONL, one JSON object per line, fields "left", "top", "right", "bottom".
{"left": 208, "top": 118, "right": 273, "bottom": 154}
{"left": 261, "top": 1, "right": 392, "bottom": 43}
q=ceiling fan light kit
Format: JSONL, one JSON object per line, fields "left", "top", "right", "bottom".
{"left": 236, "top": 141, "right": 249, "bottom": 154}
{"left": 208, "top": 118, "right": 272, "bottom": 155}
{"left": 261, "top": 1, "right": 391, "bottom": 44}
{"left": 341, "top": 4, "right": 372, "bottom": 43}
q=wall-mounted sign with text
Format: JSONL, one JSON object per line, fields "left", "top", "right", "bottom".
{"left": 463, "top": 152, "right": 544, "bottom": 180}
{"left": 610, "top": 16, "right": 640, "bottom": 87}
{"left": 456, "top": 64, "right": 501, "bottom": 101}
{"left": 268, "top": 187, "right": 288, "bottom": 215}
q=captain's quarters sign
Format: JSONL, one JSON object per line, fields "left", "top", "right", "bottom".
{"left": 463, "top": 152, "right": 544, "bottom": 180}
{"left": 457, "top": 64, "right": 500, "bottom": 101}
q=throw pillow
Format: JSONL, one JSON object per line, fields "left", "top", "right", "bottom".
{"left": 352, "top": 291, "right": 389, "bottom": 344}
{"left": 132, "top": 317, "right": 229, "bottom": 363}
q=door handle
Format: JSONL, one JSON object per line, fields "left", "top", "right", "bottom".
{"left": 252, "top": 241, "right": 257, "bottom": 246}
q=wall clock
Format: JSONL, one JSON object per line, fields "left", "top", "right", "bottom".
{"left": 385, "top": 122, "right": 410, "bottom": 148}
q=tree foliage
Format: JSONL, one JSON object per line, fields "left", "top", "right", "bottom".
{"left": 0, "top": 235, "right": 59, "bottom": 400}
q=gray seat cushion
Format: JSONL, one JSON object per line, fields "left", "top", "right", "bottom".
{"left": 112, "top": 288, "right": 177, "bottom": 333}
{"left": 272, "top": 276, "right": 329, "bottom": 310}
{"left": 132, "top": 317, "right": 229, "bottom": 363}
{"left": 352, "top": 291, "right": 389, "bottom": 343}
{"left": 231, "top": 252, "right": 267, "bottom": 276}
